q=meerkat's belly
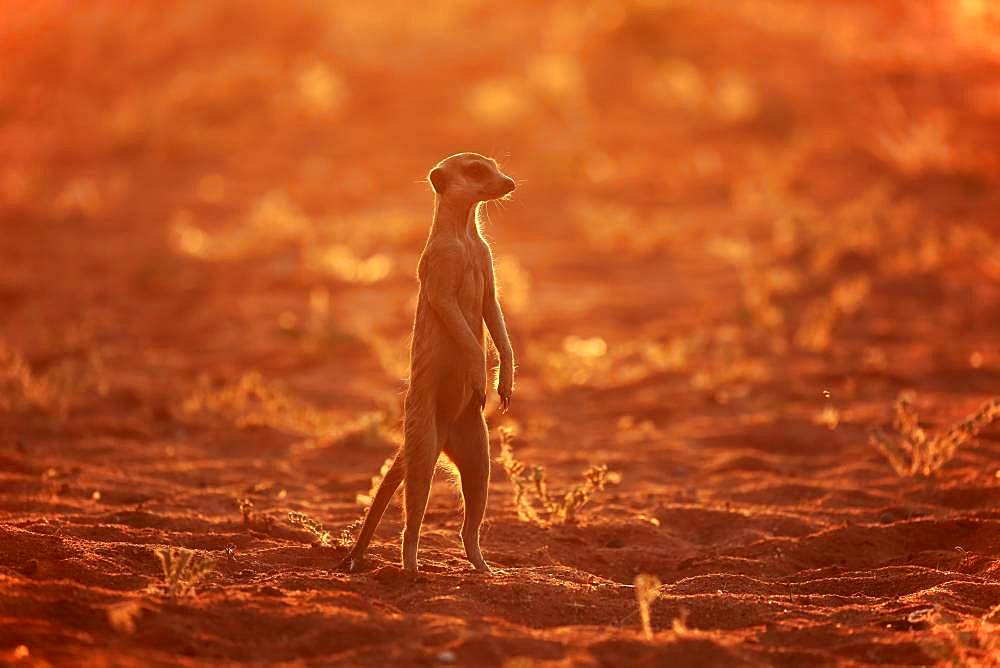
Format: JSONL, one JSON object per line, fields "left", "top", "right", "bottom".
{"left": 409, "top": 272, "right": 484, "bottom": 378}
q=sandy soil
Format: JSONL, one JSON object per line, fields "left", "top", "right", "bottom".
{"left": 2, "top": 1, "right": 999, "bottom": 665}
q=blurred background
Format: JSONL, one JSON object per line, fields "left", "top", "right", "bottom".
{"left": 3, "top": 1, "right": 997, "bottom": 413}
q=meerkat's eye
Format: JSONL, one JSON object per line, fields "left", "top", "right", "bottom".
{"left": 464, "top": 162, "right": 491, "bottom": 180}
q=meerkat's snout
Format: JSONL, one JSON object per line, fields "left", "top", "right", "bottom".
{"left": 483, "top": 173, "right": 515, "bottom": 201}
{"left": 496, "top": 174, "right": 516, "bottom": 196}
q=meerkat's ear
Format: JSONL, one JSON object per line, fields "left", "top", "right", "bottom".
{"left": 429, "top": 167, "right": 448, "bottom": 194}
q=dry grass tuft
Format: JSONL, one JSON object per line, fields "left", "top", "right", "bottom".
{"left": 287, "top": 511, "right": 333, "bottom": 547}
{"left": 337, "top": 514, "right": 365, "bottom": 549}
{"left": 107, "top": 601, "right": 144, "bottom": 633}
{"left": 794, "top": 276, "right": 870, "bottom": 352}
{"left": 634, "top": 573, "right": 662, "bottom": 640}
{"left": 182, "top": 371, "right": 339, "bottom": 435}
{"left": 498, "top": 427, "right": 620, "bottom": 526}
{"left": 870, "top": 392, "right": 1000, "bottom": 477}
{"left": 716, "top": 193, "right": 994, "bottom": 361}
{"left": 0, "top": 339, "right": 105, "bottom": 417}
{"left": 183, "top": 373, "right": 399, "bottom": 448}
{"left": 153, "top": 547, "right": 216, "bottom": 597}
{"left": 536, "top": 326, "right": 772, "bottom": 405}
{"left": 236, "top": 497, "right": 275, "bottom": 532}
{"left": 238, "top": 497, "right": 255, "bottom": 523}
{"left": 919, "top": 605, "right": 1000, "bottom": 666}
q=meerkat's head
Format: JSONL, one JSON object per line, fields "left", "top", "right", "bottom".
{"left": 428, "top": 153, "right": 515, "bottom": 202}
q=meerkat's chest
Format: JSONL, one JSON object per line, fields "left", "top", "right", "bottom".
{"left": 456, "top": 246, "right": 485, "bottom": 313}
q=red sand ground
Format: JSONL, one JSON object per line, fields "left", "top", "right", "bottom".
{"left": 2, "top": 2, "right": 1000, "bottom": 665}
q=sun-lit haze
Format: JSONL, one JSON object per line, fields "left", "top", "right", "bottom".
{"left": 2, "top": 1, "right": 1000, "bottom": 665}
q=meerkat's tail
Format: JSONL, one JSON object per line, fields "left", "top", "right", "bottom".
{"left": 336, "top": 453, "right": 405, "bottom": 572}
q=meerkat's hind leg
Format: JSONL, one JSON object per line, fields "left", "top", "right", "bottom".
{"left": 335, "top": 453, "right": 405, "bottom": 573}
{"left": 401, "top": 423, "right": 440, "bottom": 572}
{"left": 445, "top": 403, "right": 492, "bottom": 574}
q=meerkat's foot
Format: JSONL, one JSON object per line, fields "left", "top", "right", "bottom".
{"left": 462, "top": 533, "right": 491, "bottom": 574}
{"left": 464, "top": 547, "right": 491, "bottom": 574}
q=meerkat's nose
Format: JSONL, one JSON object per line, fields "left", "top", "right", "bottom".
{"left": 503, "top": 176, "right": 516, "bottom": 192}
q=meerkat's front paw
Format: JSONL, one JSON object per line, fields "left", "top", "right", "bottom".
{"left": 498, "top": 391, "right": 511, "bottom": 413}
{"left": 498, "top": 371, "right": 513, "bottom": 413}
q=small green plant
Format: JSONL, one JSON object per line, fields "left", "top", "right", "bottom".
{"left": 498, "top": 426, "right": 620, "bottom": 526}
{"left": 634, "top": 573, "right": 662, "bottom": 640}
{"left": 287, "top": 511, "right": 333, "bottom": 546}
{"left": 154, "top": 547, "right": 216, "bottom": 596}
{"left": 870, "top": 393, "right": 1000, "bottom": 476}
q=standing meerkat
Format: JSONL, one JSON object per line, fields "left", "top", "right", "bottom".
{"left": 337, "top": 152, "right": 516, "bottom": 574}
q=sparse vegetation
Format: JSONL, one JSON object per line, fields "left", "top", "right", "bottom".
{"left": 183, "top": 373, "right": 399, "bottom": 448}
{"left": 537, "top": 327, "right": 770, "bottom": 403}
{"left": 714, "top": 191, "right": 995, "bottom": 364}
{"left": 182, "top": 372, "right": 339, "bottom": 436}
{"left": 153, "top": 547, "right": 216, "bottom": 597}
{"left": 237, "top": 497, "right": 255, "bottom": 523}
{"left": 287, "top": 511, "right": 333, "bottom": 547}
{"left": 498, "top": 427, "right": 620, "bottom": 526}
{"left": 0, "top": 337, "right": 105, "bottom": 418}
{"left": 920, "top": 605, "right": 1000, "bottom": 667}
{"left": 634, "top": 574, "right": 662, "bottom": 640}
{"left": 870, "top": 392, "right": 1000, "bottom": 477}
{"left": 337, "top": 513, "right": 365, "bottom": 549}
{"left": 107, "top": 601, "right": 144, "bottom": 634}
{"left": 236, "top": 497, "right": 276, "bottom": 532}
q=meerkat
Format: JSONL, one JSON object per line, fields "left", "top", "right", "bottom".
{"left": 336, "top": 152, "right": 516, "bottom": 574}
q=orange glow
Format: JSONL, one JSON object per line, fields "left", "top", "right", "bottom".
{"left": 1, "top": 1, "right": 999, "bottom": 665}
